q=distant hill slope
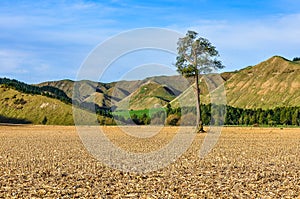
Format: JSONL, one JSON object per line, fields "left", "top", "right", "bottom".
{"left": 1, "top": 78, "right": 71, "bottom": 104}
{"left": 171, "top": 56, "right": 300, "bottom": 109}
{"left": 0, "top": 78, "right": 113, "bottom": 125}
{"left": 225, "top": 56, "right": 300, "bottom": 109}
{"left": 39, "top": 75, "right": 190, "bottom": 110}
{"left": 116, "top": 81, "right": 176, "bottom": 110}
{"left": 144, "top": 75, "right": 191, "bottom": 95}
{"left": 37, "top": 79, "right": 75, "bottom": 98}
{"left": 0, "top": 85, "right": 74, "bottom": 125}
{"left": 36, "top": 55, "right": 300, "bottom": 110}
{"left": 170, "top": 76, "right": 210, "bottom": 108}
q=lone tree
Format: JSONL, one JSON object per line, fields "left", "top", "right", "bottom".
{"left": 176, "top": 30, "right": 224, "bottom": 133}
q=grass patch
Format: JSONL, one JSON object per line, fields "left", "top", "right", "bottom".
{"left": 113, "top": 108, "right": 164, "bottom": 120}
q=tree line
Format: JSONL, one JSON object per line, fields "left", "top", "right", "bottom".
{"left": 293, "top": 57, "right": 300, "bottom": 61}
{"left": 0, "top": 78, "right": 71, "bottom": 104}
{"left": 112, "top": 104, "right": 300, "bottom": 126}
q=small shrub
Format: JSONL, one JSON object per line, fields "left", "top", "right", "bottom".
{"left": 166, "top": 114, "right": 180, "bottom": 126}
{"left": 42, "top": 116, "right": 48, "bottom": 125}
{"left": 13, "top": 98, "right": 27, "bottom": 105}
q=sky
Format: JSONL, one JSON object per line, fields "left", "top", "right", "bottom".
{"left": 1, "top": 0, "right": 300, "bottom": 83}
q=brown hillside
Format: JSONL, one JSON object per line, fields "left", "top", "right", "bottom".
{"left": 225, "top": 56, "right": 300, "bottom": 109}
{"left": 37, "top": 56, "right": 300, "bottom": 110}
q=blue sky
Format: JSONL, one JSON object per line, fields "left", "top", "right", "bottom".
{"left": 1, "top": 0, "right": 300, "bottom": 83}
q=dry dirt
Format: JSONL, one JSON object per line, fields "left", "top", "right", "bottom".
{"left": 0, "top": 125, "right": 300, "bottom": 198}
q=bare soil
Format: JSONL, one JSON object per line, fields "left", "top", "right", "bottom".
{"left": 0, "top": 125, "right": 300, "bottom": 198}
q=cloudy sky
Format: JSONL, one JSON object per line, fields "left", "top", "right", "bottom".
{"left": 1, "top": 0, "right": 300, "bottom": 83}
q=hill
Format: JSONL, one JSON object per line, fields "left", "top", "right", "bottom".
{"left": 171, "top": 56, "right": 300, "bottom": 109}
{"left": 225, "top": 56, "right": 300, "bottom": 109}
{"left": 0, "top": 81, "right": 113, "bottom": 125}
{"left": 0, "top": 85, "right": 74, "bottom": 125}
{"left": 1, "top": 78, "right": 71, "bottom": 104}
{"left": 171, "top": 72, "right": 228, "bottom": 107}
{"left": 37, "top": 79, "right": 75, "bottom": 98}
{"left": 115, "top": 81, "right": 176, "bottom": 110}
{"left": 39, "top": 75, "right": 190, "bottom": 110}
{"left": 4, "top": 56, "right": 300, "bottom": 115}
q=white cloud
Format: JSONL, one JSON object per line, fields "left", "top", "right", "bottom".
{"left": 171, "top": 13, "right": 300, "bottom": 69}
{"left": 187, "top": 13, "right": 300, "bottom": 49}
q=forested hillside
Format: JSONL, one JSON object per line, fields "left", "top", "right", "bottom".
{"left": 0, "top": 78, "right": 71, "bottom": 104}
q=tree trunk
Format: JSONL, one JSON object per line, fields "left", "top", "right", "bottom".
{"left": 195, "top": 74, "right": 205, "bottom": 133}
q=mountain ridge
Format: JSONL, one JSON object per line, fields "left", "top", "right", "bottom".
{"left": 225, "top": 55, "right": 300, "bottom": 109}
{"left": 0, "top": 56, "right": 300, "bottom": 124}
{"left": 115, "top": 81, "right": 177, "bottom": 110}
{"left": 35, "top": 55, "right": 300, "bottom": 110}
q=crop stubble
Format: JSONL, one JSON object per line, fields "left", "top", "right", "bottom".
{"left": 0, "top": 125, "right": 300, "bottom": 198}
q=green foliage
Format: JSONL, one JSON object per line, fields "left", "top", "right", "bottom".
{"left": 0, "top": 115, "right": 31, "bottom": 124}
{"left": 293, "top": 57, "right": 300, "bottom": 61}
{"left": 112, "top": 104, "right": 300, "bottom": 126}
{"left": 176, "top": 30, "right": 224, "bottom": 77}
{"left": 13, "top": 98, "right": 27, "bottom": 105}
{"left": 180, "top": 113, "right": 196, "bottom": 126}
{"left": 224, "top": 106, "right": 300, "bottom": 126}
{"left": 113, "top": 109, "right": 158, "bottom": 125}
{"left": 41, "top": 116, "right": 48, "bottom": 125}
{"left": 97, "top": 116, "right": 116, "bottom": 125}
{"left": 0, "top": 78, "right": 71, "bottom": 104}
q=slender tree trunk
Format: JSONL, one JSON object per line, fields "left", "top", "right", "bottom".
{"left": 195, "top": 73, "right": 205, "bottom": 133}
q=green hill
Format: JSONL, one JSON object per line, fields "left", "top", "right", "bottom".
{"left": 1, "top": 77, "right": 71, "bottom": 104}
{"left": 0, "top": 81, "right": 113, "bottom": 125}
{"left": 0, "top": 85, "right": 74, "bottom": 125}
{"left": 116, "top": 81, "right": 176, "bottom": 110}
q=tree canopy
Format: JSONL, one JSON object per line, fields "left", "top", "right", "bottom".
{"left": 176, "top": 30, "right": 224, "bottom": 77}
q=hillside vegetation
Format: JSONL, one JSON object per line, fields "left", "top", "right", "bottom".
{"left": 0, "top": 85, "right": 114, "bottom": 125}
{"left": 1, "top": 55, "right": 300, "bottom": 125}
{"left": 40, "top": 56, "right": 300, "bottom": 110}
{"left": 171, "top": 56, "right": 300, "bottom": 109}
{"left": 225, "top": 56, "right": 300, "bottom": 109}
{"left": 0, "top": 78, "right": 71, "bottom": 104}
{"left": 0, "top": 85, "right": 74, "bottom": 125}
{"left": 116, "top": 81, "right": 176, "bottom": 110}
